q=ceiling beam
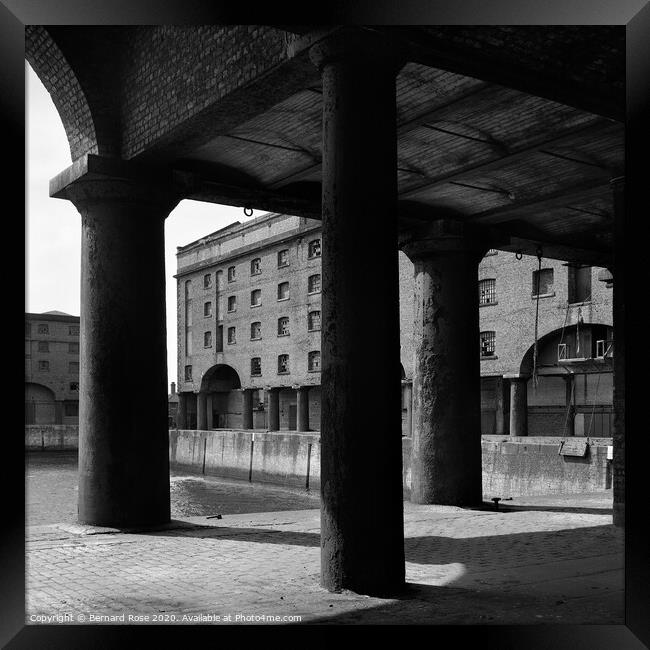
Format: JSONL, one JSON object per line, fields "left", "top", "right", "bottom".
{"left": 466, "top": 180, "right": 611, "bottom": 225}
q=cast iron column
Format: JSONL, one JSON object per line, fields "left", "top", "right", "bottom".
{"left": 176, "top": 393, "right": 187, "bottom": 429}
{"left": 242, "top": 389, "right": 254, "bottom": 430}
{"left": 197, "top": 392, "right": 207, "bottom": 430}
{"left": 296, "top": 386, "right": 310, "bottom": 431}
{"left": 509, "top": 376, "right": 529, "bottom": 437}
{"left": 494, "top": 376, "right": 509, "bottom": 435}
{"left": 267, "top": 388, "right": 280, "bottom": 431}
{"left": 206, "top": 394, "right": 214, "bottom": 430}
{"left": 401, "top": 221, "right": 485, "bottom": 506}
{"left": 402, "top": 381, "right": 413, "bottom": 437}
{"left": 611, "top": 177, "right": 625, "bottom": 527}
{"left": 62, "top": 171, "right": 177, "bottom": 528}
{"left": 311, "top": 29, "right": 405, "bottom": 596}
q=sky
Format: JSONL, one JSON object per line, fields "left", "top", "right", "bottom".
{"left": 25, "top": 62, "right": 265, "bottom": 386}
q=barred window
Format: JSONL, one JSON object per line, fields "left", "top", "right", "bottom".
{"left": 227, "top": 266, "right": 236, "bottom": 282}
{"left": 308, "top": 274, "right": 321, "bottom": 294}
{"left": 308, "top": 310, "right": 321, "bottom": 331}
{"left": 308, "top": 239, "right": 321, "bottom": 258}
{"left": 278, "top": 317, "right": 290, "bottom": 336}
{"left": 251, "top": 258, "right": 261, "bottom": 275}
{"left": 251, "top": 357, "right": 262, "bottom": 376}
{"left": 204, "top": 331, "right": 212, "bottom": 348}
{"left": 480, "top": 331, "right": 496, "bottom": 357}
{"left": 278, "top": 354, "right": 290, "bottom": 374}
{"left": 478, "top": 279, "right": 496, "bottom": 305}
{"left": 251, "top": 289, "right": 262, "bottom": 307}
{"left": 204, "top": 301, "right": 213, "bottom": 317}
{"left": 70, "top": 382, "right": 79, "bottom": 391}
{"left": 532, "top": 268, "right": 554, "bottom": 296}
{"left": 250, "top": 322, "right": 261, "bottom": 340}
{"left": 277, "top": 249, "right": 289, "bottom": 267}
{"left": 69, "top": 362, "right": 79, "bottom": 374}
{"left": 227, "top": 327, "right": 236, "bottom": 344}
{"left": 308, "top": 351, "right": 321, "bottom": 372}
{"left": 184, "top": 365, "right": 193, "bottom": 381}
{"left": 69, "top": 325, "right": 79, "bottom": 335}
{"left": 277, "top": 282, "right": 289, "bottom": 301}
{"left": 38, "top": 324, "right": 49, "bottom": 335}
{"left": 39, "top": 360, "right": 49, "bottom": 371}
{"left": 203, "top": 273, "right": 212, "bottom": 289}
{"left": 38, "top": 341, "right": 49, "bottom": 353}
{"left": 227, "top": 296, "right": 237, "bottom": 312}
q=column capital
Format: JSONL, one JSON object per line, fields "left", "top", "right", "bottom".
{"left": 50, "top": 153, "right": 180, "bottom": 214}
{"left": 309, "top": 27, "right": 406, "bottom": 73}
{"left": 503, "top": 373, "right": 530, "bottom": 381}
{"left": 399, "top": 219, "right": 489, "bottom": 261}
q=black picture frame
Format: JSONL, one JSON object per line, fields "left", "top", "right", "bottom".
{"left": 5, "top": 1, "right": 649, "bottom": 646}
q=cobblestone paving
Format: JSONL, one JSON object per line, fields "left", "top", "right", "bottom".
{"left": 25, "top": 492, "right": 623, "bottom": 626}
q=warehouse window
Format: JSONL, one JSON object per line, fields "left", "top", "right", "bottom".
{"left": 38, "top": 324, "right": 49, "bottom": 335}
{"left": 251, "top": 322, "right": 262, "bottom": 340}
{"left": 251, "top": 357, "right": 262, "bottom": 376}
{"left": 278, "top": 317, "right": 290, "bottom": 336}
{"left": 277, "top": 249, "right": 289, "bottom": 267}
{"left": 69, "top": 325, "right": 79, "bottom": 336}
{"left": 532, "top": 268, "right": 554, "bottom": 297}
{"left": 568, "top": 265, "right": 592, "bottom": 304}
{"left": 227, "top": 266, "right": 236, "bottom": 282}
{"left": 184, "top": 365, "right": 193, "bottom": 381}
{"left": 227, "top": 296, "right": 237, "bottom": 312}
{"left": 38, "top": 360, "right": 49, "bottom": 372}
{"left": 277, "top": 282, "right": 289, "bottom": 301}
{"left": 478, "top": 279, "right": 496, "bottom": 305}
{"left": 278, "top": 354, "right": 290, "bottom": 374}
{"left": 70, "top": 382, "right": 79, "bottom": 391}
{"left": 308, "top": 351, "right": 321, "bottom": 372}
{"left": 308, "top": 274, "right": 321, "bottom": 294}
{"left": 308, "top": 239, "right": 321, "bottom": 258}
{"left": 251, "top": 289, "right": 262, "bottom": 307}
{"left": 251, "top": 258, "right": 261, "bottom": 275}
{"left": 308, "top": 310, "right": 321, "bottom": 331}
{"left": 204, "top": 331, "right": 212, "bottom": 348}
{"left": 480, "top": 331, "right": 496, "bottom": 357}
{"left": 203, "top": 273, "right": 212, "bottom": 289}
{"left": 38, "top": 341, "right": 49, "bottom": 353}
{"left": 69, "top": 362, "right": 79, "bottom": 374}
{"left": 204, "top": 302, "right": 213, "bottom": 317}
{"left": 227, "top": 327, "right": 236, "bottom": 344}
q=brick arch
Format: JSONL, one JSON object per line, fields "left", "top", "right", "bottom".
{"left": 519, "top": 321, "right": 612, "bottom": 376}
{"left": 200, "top": 363, "right": 242, "bottom": 392}
{"left": 25, "top": 26, "right": 118, "bottom": 160}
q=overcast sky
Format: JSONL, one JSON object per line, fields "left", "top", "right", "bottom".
{"left": 25, "top": 62, "right": 265, "bottom": 386}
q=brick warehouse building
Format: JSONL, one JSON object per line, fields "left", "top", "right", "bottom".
{"left": 25, "top": 311, "right": 80, "bottom": 425}
{"left": 175, "top": 212, "right": 613, "bottom": 437}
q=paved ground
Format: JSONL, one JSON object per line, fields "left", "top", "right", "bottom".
{"left": 25, "top": 490, "right": 622, "bottom": 626}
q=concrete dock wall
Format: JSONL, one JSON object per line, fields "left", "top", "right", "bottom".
{"left": 25, "top": 425, "right": 80, "bottom": 451}
{"left": 26, "top": 425, "right": 611, "bottom": 497}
